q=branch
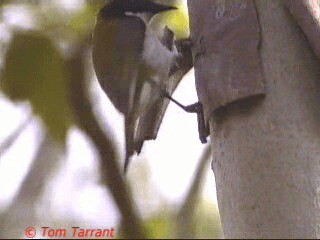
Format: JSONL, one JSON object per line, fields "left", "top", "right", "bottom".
{"left": 66, "top": 40, "right": 146, "bottom": 239}
{"left": 0, "top": 114, "right": 32, "bottom": 157}
{"left": 0, "top": 131, "right": 62, "bottom": 238}
{"left": 176, "top": 145, "right": 212, "bottom": 238}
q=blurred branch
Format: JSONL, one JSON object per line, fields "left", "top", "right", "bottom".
{"left": 176, "top": 145, "right": 212, "bottom": 238}
{"left": 0, "top": 114, "right": 32, "bottom": 158}
{"left": 67, "top": 38, "right": 146, "bottom": 239}
{"left": 0, "top": 131, "right": 62, "bottom": 238}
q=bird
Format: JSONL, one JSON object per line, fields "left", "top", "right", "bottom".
{"left": 92, "top": 0, "right": 178, "bottom": 173}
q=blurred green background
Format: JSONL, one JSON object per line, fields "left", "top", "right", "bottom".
{"left": 0, "top": 0, "right": 222, "bottom": 238}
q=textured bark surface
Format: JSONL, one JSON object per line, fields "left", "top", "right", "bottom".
{"left": 189, "top": 0, "right": 320, "bottom": 238}
{"left": 287, "top": 0, "right": 320, "bottom": 59}
{"left": 188, "top": 0, "right": 265, "bottom": 123}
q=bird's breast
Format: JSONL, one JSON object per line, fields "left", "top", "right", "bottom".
{"left": 142, "top": 27, "right": 178, "bottom": 79}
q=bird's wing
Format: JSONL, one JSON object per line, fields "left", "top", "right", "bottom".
{"left": 92, "top": 17, "right": 146, "bottom": 115}
{"left": 92, "top": 16, "right": 146, "bottom": 172}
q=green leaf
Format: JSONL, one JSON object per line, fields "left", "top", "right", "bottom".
{"left": 1, "top": 31, "right": 72, "bottom": 142}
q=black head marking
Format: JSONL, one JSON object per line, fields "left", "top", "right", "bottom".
{"left": 101, "top": 0, "right": 177, "bottom": 17}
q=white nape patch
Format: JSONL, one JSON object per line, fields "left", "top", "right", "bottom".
{"left": 125, "top": 11, "right": 152, "bottom": 24}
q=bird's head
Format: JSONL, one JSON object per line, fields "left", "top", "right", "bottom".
{"left": 99, "top": 0, "right": 177, "bottom": 19}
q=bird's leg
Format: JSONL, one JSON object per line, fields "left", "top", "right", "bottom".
{"left": 146, "top": 80, "right": 209, "bottom": 143}
{"left": 161, "top": 91, "right": 209, "bottom": 144}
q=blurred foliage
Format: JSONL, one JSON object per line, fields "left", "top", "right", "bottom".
{"left": 1, "top": 32, "right": 71, "bottom": 141}
{"left": 145, "top": 210, "right": 174, "bottom": 238}
{"left": 144, "top": 200, "right": 223, "bottom": 238}
{"left": 195, "top": 200, "right": 223, "bottom": 238}
{"left": 0, "top": 0, "right": 10, "bottom": 7}
{"left": 0, "top": 1, "right": 104, "bottom": 142}
{"left": 68, "top": 3, "right": 102, "bottom": 39}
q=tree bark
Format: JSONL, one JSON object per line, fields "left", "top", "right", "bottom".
{"left": 189, "top": 0, "right": 320, "bottom": 238}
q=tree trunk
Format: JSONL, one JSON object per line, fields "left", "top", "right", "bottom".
{"left": 189, "top": 0, "right": 320, "bottom": 238}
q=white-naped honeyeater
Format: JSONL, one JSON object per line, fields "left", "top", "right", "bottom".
{"left": 92, "top": 0, "right": 179, "bottom": 173}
